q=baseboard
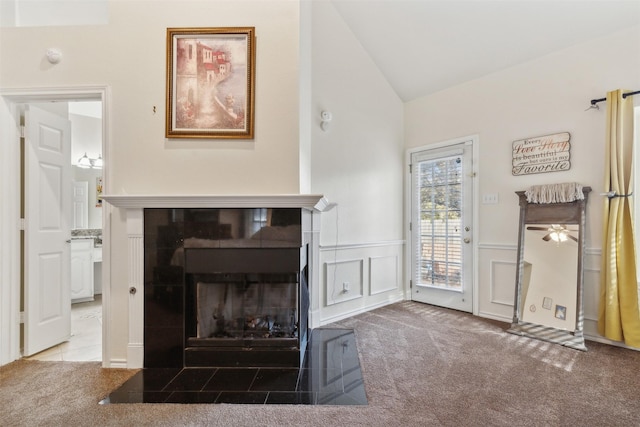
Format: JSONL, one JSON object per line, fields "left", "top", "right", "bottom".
{"left": 584, "top": 334, "right": 640, "bottom": 351}
{"left": 106, "top": 358, "right": 129, "bottom": 369}
{"left": 319, "top": 294, "right": 404, "bottom": 326}
{"left": 127, "top": 344, "right": 144, "bottom": 369}
{"left": 477, "top": 311, "right": 511, "bottom": 324}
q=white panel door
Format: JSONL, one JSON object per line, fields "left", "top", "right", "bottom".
{"left": 410, "top": 141, "right": 474, "bottom": 312}
{"left": 24, "top": 106, "right": 72, "bottom": 356}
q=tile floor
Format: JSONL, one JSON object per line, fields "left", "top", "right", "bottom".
{"left": 25, "top": 296, "right": 102, "bottom": 362}
{"left": 100, "top": 328, "right": 367, "bottom": 405}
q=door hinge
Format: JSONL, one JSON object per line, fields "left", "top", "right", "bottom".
{"left": 409, "top": 164, "right": 412, "bottom": 173}
{"left": 19, "top": 218, "right": 25, "bottom": 231}
{"left": 410, "top": 279, "right": 413, "bottom": 289}
{"left": 19, "top": 311, "right": 25, "bottom": 324}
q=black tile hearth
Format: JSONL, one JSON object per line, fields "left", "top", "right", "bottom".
{"left": 100, "top": 329, "right": 367, "bottom": 405}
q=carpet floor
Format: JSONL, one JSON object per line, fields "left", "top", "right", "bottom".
{"left": 1, "top": 301, "right": 639, "bottom": 426}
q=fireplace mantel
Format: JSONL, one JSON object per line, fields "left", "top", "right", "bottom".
{"left": 103, "top": 194, "right": 326, "bottom": 368}
{"left": 102, "top": 194, "right": 330, "bottom": 211}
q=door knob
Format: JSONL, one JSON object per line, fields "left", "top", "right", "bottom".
{"left": 463, "top": 237, "right": 471, "bottom": 244}
{"left": 129, "top": 287, "right": 137, "bottom": 295}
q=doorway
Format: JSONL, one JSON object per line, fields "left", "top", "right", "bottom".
{"left": 408, "top": 137, "right": 477, "bottom": 313}
{"left": 25, "top": 101, "right": 104, "bottom": 361}
{"left": 0, "top": 87, "right": 109, "bottom": 367}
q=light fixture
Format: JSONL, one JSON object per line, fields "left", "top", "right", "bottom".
{"left": 77, "top": 153, "right": 92, "bottom": 168}
{"left": 77, "top": 153, "right": 103, "bottom": 169}
{"left": 92, "top": 155, "right": 103, "bottom": 169}
{"left": 549, "top": 230, "right": 568, "bottom": 243}
{"left": 549, "top": 225, "right": 568, "bottom": 243}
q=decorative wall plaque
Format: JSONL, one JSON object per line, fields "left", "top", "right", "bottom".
{"left": 512, "top": 132, "right": 571, "bottom": 176}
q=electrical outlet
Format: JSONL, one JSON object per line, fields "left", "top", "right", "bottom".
{"left": 342, "top": 281, "right": 350, "bottom": 292}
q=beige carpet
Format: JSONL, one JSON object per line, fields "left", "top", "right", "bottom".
{"left": 2, "top": 301, "right": 639, "bottom": 426}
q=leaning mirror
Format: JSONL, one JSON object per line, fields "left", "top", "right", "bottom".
{"left": 508, "top": 186, "right": 591, "bottom": 351}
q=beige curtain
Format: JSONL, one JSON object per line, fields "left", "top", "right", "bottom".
{"left": 598, "top": 89, "right": 640, "bottom": 347}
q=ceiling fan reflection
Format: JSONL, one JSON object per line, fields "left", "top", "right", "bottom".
{"left": 527, "top": 224, "right": 578, "bottom": 243}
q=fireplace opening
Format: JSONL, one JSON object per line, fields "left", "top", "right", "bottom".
{"left": 191, "top": 274, "right": 299, "bottom": 342}
{"left": 184, "top": 247, "right": 309, "bottom": 367}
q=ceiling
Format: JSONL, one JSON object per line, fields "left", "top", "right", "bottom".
{"left": 331, "top": 0, "right": 640, "bottom": 102}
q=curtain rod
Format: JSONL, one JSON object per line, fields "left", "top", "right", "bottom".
{"left": 590, "top": 90, "right": 640, "bottom": 106}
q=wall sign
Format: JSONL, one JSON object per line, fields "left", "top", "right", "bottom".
{"left": 512, "top": 132, "right": 571, "bottom": 176}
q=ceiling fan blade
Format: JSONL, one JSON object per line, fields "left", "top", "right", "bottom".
{"left": 568, "top": 234, "right": 578, "bottom": 242}
{"left": 542, "top": 233, "right": 552, "bottom": 241}
{"left": 527, "top": 226, "right": 548, "bottom": 231}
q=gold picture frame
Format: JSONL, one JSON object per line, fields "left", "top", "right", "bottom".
{"left": 166, "top": 27, "right": 256, "bottom": 139}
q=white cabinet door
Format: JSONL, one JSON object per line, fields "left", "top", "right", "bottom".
{"left": 71, "top": 239, "right": 94, "bottom": 302}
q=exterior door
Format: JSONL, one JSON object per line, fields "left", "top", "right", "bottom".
{"left": 23, "top": 106, "right": 72, "bottom": 356}
{"left": 410, "top": 141, "right": 474, "bottom": 312}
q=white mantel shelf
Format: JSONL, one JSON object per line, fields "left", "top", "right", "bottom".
{"left": 102, "top": 194, "right": 330, "bottom": 211}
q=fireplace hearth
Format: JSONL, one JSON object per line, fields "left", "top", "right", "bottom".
{"left": 144, "top": 207, "right": 309, "bottom": 369}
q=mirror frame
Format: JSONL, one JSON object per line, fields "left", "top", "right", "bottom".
{"left": 507, "top": 187, "right": 591, "bottom": 351}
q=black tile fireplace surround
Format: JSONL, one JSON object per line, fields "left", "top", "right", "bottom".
{"left": 143, "top": 208, "right": 310, "bottom": 369}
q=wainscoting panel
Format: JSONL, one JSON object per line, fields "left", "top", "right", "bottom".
{"left": 324, "top": 258, "right": 363, "bottom": 306}
{"left": 478, "top": 244, "right": 517, "bottom": 322}
{"left": 489, "top": 260, "right": 516, "bottom": 307}
{"left": 369, "top": 255, "right": 399, "bottom": 295}
{"left": 319, "top": 241, "right": 404, "bottom": 325}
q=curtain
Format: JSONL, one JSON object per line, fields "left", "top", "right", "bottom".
{"left": 598, "top": 89, "right": 640, "bottom": 347}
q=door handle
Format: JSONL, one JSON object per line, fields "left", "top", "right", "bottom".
{"left": 463, "top": 237, "right": 471, "bottom": 244}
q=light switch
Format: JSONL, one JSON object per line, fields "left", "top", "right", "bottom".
{"left": 482, "top": 193, "right": 499, "bottom": 204}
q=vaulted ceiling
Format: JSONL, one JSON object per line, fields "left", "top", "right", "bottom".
{"left": 331, "top": 0, "right": 640, "bottom": 102}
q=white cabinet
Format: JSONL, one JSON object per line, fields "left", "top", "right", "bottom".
{"left": 71, "top": 239, "right": 94, "bottom": 302}
{"left": 93, "top": 246, "right": 102, "bottom": 262}
{"left": 93, "top": 246, "right": 103, "bottom": 295}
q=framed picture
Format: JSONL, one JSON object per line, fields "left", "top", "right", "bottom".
{"left": 555, "top": 305, "right": 567, "bottom": 320}
{"left": 166, "top": 27, "right": 256, "bottom": 139}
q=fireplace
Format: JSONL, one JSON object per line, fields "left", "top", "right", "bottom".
{"left": 100, "top": 195, "right": 368, "bottom": 405}
{"left": 144, "top": 207, "right": 310, "bottom": 368}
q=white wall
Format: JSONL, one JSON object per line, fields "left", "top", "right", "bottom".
{"left": 0, "top": 0, "right": 108, "bottom": 27}
{"left": 310, "top": 2, "right": 405, "bottom": 324}
{"left": 405, "top": 26, "right": 640, "bottom": 340}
